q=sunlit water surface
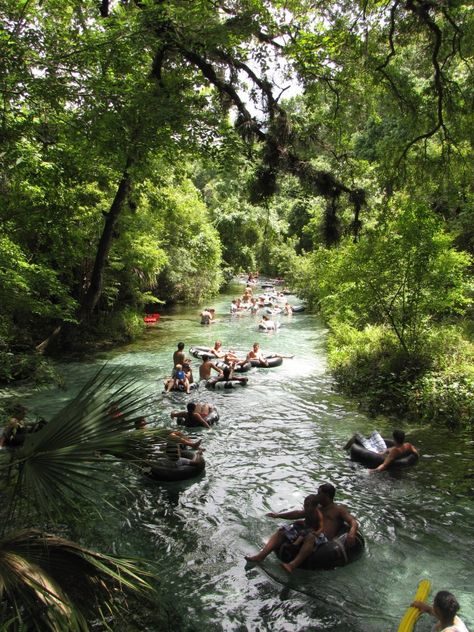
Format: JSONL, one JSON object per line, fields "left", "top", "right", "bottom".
{"left": 12, "top": 284, "right": 473, "bottom": 631}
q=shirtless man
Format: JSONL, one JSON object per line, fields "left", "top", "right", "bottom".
{"left": 199, "top": 355, "right": 223, "bottom": 380}
{"left": 173, "top": 342, "right": 186, "bottom": 370}
{"left": 210, "top": 340, "right": 226, "bottom": 359}
{"left": 246, "top": 342, "right": 269, "bottom": 367}
{"left": 245, "top": 483, "right": 358, "bottom": 564}
{"left": 369, "top": 429, "right": 419, "bottom": 473}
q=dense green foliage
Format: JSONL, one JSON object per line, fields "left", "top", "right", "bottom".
{"left": 0, "top": 0, "right": 472, "bottom": 429}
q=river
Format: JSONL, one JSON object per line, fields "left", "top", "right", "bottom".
{"left": 11, "top": 283, "right": 474, "bottom": 631}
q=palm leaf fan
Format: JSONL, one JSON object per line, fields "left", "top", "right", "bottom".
{"left": 0, "top": 365, "right": 173, "bottom": 521}
{"left": 0, "top": 528, "right": 153, "bottom": 632}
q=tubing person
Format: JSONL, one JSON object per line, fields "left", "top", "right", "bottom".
{"left": 244, "top": 483, "right": 358, "bottom": 564}
{"left": 279, "top": 495, "right": 328, "bottom": 573}
{"left": 171, "top": 402, "right": 215, "bottom": 429}
{"left": 369, "top": 430, "right": 419, "bottom": 473}
{"left": 199, "top": 355, "right": 223, "bottom": 381}
{"left": 245, "top": 342, "right": 269, "bottom": 367}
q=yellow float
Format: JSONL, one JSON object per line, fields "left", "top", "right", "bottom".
{"left": 397, "top": 579, "right": 431, "bottom": 632}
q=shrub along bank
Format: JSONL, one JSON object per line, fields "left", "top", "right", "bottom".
{"left": 290, "top": 198, "right": 473, "bottom": 430}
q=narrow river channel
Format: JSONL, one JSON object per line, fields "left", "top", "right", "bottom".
{"left": 15, "top": 283, "right": 473, "bottom": 631}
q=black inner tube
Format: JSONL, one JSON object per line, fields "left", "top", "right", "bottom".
{"left": 349, "top": 438, "right": 419, "bottom": 469}
{"left": 277, "top": 526, "right": 365, "bottom": 571}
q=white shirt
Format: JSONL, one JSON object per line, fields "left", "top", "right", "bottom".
{"left": 434, "top": 616, "right": 470, "bottom": 632}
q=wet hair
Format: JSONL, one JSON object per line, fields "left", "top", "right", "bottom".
{"left": 433, "top": 591, "right": 460, "bottom": 620}
{"left": 303, "top": 494, "right": 320, "bottom": 509}
{"left": 253, "top": 342, "right": 259, "bottom": 348}
{"left": 134, "top": 417, "right": 147, "bottom": 429}
{"left": 303, "top": 494, "right": 322, "bottom": 528}
{"left": 392, "top": 429, "right": 406, "bottom": 444}
{"left": 187, "top": 402, "right": 196, "bottom": 413}
{"left": 202, "top": 354, "right": 211, "bottom": 361}
{"left": 318, "top": 483, "right": 336, "bottom": 500}
{"left": 177, "top": 342, "right": 185, "bottom": 350}
{"left": 214, "top": 340, "right": 222, "bottom": 347}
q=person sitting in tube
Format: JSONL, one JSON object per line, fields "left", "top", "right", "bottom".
{"left": 182, "top": 361, "right": 194, "bottom": 385}
{"left": 244, "top": 483, "right": 358, "bottom": 567}
{"left": 345, "top": 429, "right": 419, "bottom": 473}
{"left": 279, "top": 495, "right": 328, "bottom": 573}
{"left": 259, "top": 314, "right": 277, "bottom": 331}
{"left": 165, "top": 364, "right": 190, "bottom": 394}
{"left": 171, "top": 402, "right": 214, "bottom": 429}
{"left": 163, "top": 432, "right": 204, "bottom": 467}
{"left": 245, "top": 342, "right": 269, "bottom": 367}
{"left": 209, "top": 366, "right": 248, "bottom": 386}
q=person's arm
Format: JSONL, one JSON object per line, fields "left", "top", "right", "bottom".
{"left": 194, "top": 413, "right": 211, "bottom": 429}
{"left": 169, "top": 431, "right": 199, "bottom": 448}
{"left": 211, "top": 363, "right": 223, "bottom": 374}
{"left": 338, "top": 505, "right": 358, "bottom": 546}
{"left": 170, "top": 411, "right": 186, "bottom": 419}
{"left": 411, "top": 601, "right": 434, "bottom": 615}
{"left": 266, "top": 509, "right": 305, "bottom": 520}
{"left": 370, "top": 451, "right": 396, "bottom": 473}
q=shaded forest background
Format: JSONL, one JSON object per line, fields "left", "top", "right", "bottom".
{"left": 1, "top": 0, "right": 472, "bottom": 427}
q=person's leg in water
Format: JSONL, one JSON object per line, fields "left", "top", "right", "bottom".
{"left": 190, "top": 449, "right": 204, "bottom": 465}
{"left": 245, "top": 529, "right": 286, "bottom": 562}
{"left": 164, "top": 378, "right": 174, "bottom": 393}
{"left": 343, "top": 432, "right": 365, "bottom": 450}
{"left": 281, "top": 531, "right": 316, "bottom": 573}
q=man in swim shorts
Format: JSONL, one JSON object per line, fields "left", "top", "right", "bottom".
{"left": 245, "top": 342, "right": 269, "bottom": 367}
{"left": 245, "top": 483, "right": 358, "bottom": 563}
{"left": 199, "top": 355, "right": 223, "bottom": 381}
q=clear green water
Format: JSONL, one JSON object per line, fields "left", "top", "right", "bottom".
{"left": 9, "top": 284, "right": 473, "bottom": 631}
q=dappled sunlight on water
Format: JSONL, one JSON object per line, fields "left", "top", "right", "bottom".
{"left": 20, "top": 284, "right": 473, "bottom": 631}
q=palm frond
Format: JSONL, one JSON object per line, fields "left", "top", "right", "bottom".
{"left": 0, "top": 365, "right": 173, "bottom": 522}
{"left": 0, "top": 529, "right": 153, "bottom": 632}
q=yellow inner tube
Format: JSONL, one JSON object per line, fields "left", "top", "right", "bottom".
{"left": 397, "top": 579, "right": 431, "bottom": 632}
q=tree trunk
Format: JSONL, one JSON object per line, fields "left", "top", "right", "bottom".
{"left": 79, "top": 162, "right": 132, "bottom": 317}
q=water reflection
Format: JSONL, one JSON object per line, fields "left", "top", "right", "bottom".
{"left": 17, "top": 285, "right": 474, "bottom": 631}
